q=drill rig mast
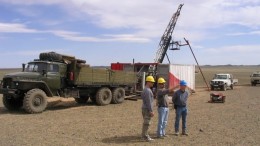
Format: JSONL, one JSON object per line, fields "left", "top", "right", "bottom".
{"left": 150, "top": 4, "right": 184, "bottom": 75}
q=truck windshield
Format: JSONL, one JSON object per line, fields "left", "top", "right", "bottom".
{"left": 215, "top": 75, "right": 227, "bottom": 79}
{"left": 253, "top": 74, "right": 260, "bottom": 77}
{"left": 26, "top": 63, "right": 47, "bottom": 72}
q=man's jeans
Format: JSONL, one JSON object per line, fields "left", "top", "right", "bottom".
{"left": 157, "top": 107, "right": 169, "bottom": 137}
{"left": 174, "top": 106, "right": 188, "bottom": 132}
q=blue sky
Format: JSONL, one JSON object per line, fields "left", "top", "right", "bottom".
{"left": 0, "top": 0, "right": 260, "bottom": 68}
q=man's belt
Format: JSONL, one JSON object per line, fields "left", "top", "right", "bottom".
{"left": 176, "top": 105, "right": 186, "bottom": 108}
{"left": 158, "top": 105, "right": 168, "bottom": 108}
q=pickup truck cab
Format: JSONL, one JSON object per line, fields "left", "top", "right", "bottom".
{"left": 250, "top": 71, "right": 260, "bottom": 86}
{"left": 210, "top": 73, "right": 238, "bottom": 91}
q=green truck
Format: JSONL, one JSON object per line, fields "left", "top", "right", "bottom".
{"left": 0, "top": 52, "right": 137, "bottom": 113}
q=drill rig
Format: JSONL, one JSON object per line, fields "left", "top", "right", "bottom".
{"left": 149, "top": 4, "right": 184, "bottom": 75}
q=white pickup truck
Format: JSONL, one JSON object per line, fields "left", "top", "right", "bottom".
{"left": 250, "top": 71, "right": 260, "bottom": 86}
{"left": 210, "top": 74, "right": 238, "bottom": 91}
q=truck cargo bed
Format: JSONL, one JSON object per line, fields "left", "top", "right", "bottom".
{"left": 74, "top": 67, "right": 137, "bottom": 86}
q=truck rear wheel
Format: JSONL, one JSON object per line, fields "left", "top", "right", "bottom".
{"left": 23, "top": 89, "right": 47, "bottom": 114}
{"left": 96, "top": 87, "right": 112, "bottom": 106}
{"left": 111, "top": 87, "right": 125, "bottom": 104}
{"left": 74, "top": 96, "right": 89, "bottom": 104}
{"left": 3, "top": 94, "right": 23, "bottom": 111}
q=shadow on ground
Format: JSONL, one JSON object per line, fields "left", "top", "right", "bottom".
{"left": 0, "top": 107, "right": 27, "bottom": 115}
{"left": 0, "top": 100, "right": 98, "bottom": 114}
{"left": 102, "top": 135, "right": 147, "bottom": 144}
{"left": 47, "top": 100, "right": 97, "bottom": 111}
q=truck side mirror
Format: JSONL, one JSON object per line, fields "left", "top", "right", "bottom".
{"left": 42, "top": 70, "right": 47, "bottom": 75}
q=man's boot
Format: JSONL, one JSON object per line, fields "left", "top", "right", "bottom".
{"left": 182, "top": 129, "right": 188, "bottom": 136}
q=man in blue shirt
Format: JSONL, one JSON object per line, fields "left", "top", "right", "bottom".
{"left": 141, "top": 76, "right": 155, "bottom": 142}
{"left": 172, "top": 80, "right": 189, "bottom": 136}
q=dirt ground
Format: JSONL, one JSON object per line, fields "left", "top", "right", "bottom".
{"left": 0, "top": 85, "right": 259, "bottom": 146}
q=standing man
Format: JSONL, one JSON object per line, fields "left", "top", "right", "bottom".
{"left": 156, "top": 77, "right": 176, "bottom": 138}
{"left": 172, "top": 80, "right": 189, "bottom": 136}
{"left": 141, "top": 76, "right": 155, "bottom": 142}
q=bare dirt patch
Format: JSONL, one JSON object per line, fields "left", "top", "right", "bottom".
{"left": 0, "top": 86, "right": 259, "bottom": 146}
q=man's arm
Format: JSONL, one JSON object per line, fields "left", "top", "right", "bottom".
{"left": 172, "top": 92, "right": 178, "bottom": 109}
{"left": 143, "top": 89, "right": 153, "bottom": 113}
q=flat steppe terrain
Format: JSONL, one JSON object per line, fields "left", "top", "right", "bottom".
{"left": 0, "top": 66, "right": 259, "bottom": 146}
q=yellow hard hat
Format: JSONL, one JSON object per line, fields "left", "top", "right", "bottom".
{"left": 146, "top": 76, "right": 155, "bottom": 82}
{"left": 158, "top": 77, "right": 166, "bottom": 84}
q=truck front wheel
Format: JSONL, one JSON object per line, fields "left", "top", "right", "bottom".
{"left": 230, "top": 84, "right": 234, "bottom": 90}
{"left": 23, "top": 89, "right": 47, "bottom": 114}
{"left": 222, "top": 85, "right": 227, "bottom": 91}
{"left": 96, "top": 87, "right": 112, "bottom": 106}
{"left": 3, "top": 94, "right": 23, "bottom": 111}
{"left": 111, "top": 87, "right": 125, "bottom": 104}
{"left": 210, "top": 86, "right": 214, "bottom": 91}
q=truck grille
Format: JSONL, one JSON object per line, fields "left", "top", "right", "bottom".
{"left": 211, "top": 81, "right": 224, "bottom": 85}
{"left": 3, "top": 77, "right": 13, "bottom": 88}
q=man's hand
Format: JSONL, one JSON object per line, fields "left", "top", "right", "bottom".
{"left": 150, "top": 112, "right": 154, "bottom": 117}
{"left": 169, "top": 85, "right": 180, "bottom": 92}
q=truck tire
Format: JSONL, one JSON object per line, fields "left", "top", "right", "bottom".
{"left": 222, "top": 85, "right": 227, "bottom": 91}
{"left": 39, "top": 52, "right": 62, "bottom": 61}
{"left": 230, "top": 84, "right": 234, "bottom": 90}
{"left": 111, "top": 87, "right": 125, "bottom": 104}
{"left": 222, "top": 96, "right": 226, "bottom": 103}
{"left": 3, "top": 94, "right": 23, "bottom": 111}
{"left": 210, "top": 86, "right": 214, "bottom": 91}
{"left": 74, "top": 96, "right": 89, "bottom": 104}
{"left": 23, "top": 89, "right": 48, "bottom": 114}
{"left": 90, "top": 96, "right": 96, "bottom": 103}
{"left": 96, "top": 87, "right": 112, "bottom": 106}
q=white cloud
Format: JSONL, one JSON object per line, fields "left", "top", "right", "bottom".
{"left": 206, "top": 45, "right": 260, "bottom": 54}
{"left": 0, "top": 22, "right": 39, "bottom": 33}
{"left": 66, "top": 0, "right": 260, "bottom": 42}
{"left": 0, "top": 0, "right": 63, "bottom": 5}
{"left": 1, "top": 0, "right": 260, "bottom": 43}
{"left": 0, "top": 22, "right": 150, "bottom": 42}
{"left": 227, "top": 30, "right": 260, "bottom": 36}
{"left": 49, "top": 30, "right": 150, "bottom": 42}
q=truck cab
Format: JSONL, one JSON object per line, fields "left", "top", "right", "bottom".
{"left": 250, "top": 71, "right": 260, "bottom": 86}
{"left": 210, "top": 73, "right": 238, "bottom": 91}
{"left": 2, "top": 61, "right": 67, "bottom": 96}
{"left": 25, "top": 61, "right": 67, "bottom": 92}
{"left": 0, "top": 60, "right": 69, "bottom": 113}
